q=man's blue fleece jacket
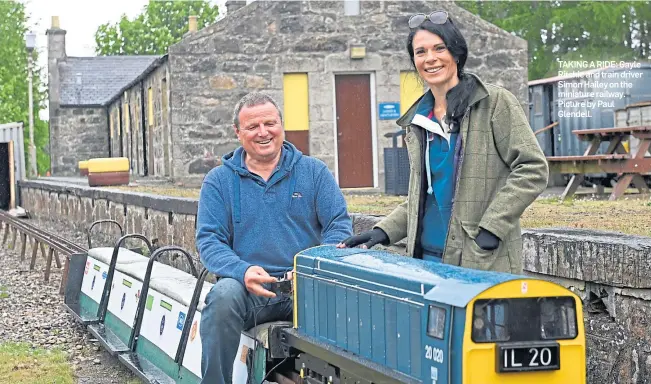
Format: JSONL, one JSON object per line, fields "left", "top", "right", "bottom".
{"left": 196, "top": 141, "right": 353, "bottom": 285}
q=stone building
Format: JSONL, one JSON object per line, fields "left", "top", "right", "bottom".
{"left": 46, "top": 16, "right": 164, "bottom": 176}
{"left": 47, "top": 1, "right": 529, "bottom": 189}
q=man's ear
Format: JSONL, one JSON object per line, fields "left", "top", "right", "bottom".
{"left": 233, "top": 125, "right": 240, "bottom": 140}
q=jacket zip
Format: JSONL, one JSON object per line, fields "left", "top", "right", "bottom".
{"left": 441, "top": 107, "right": 471, "bottom": 264}
{"left": 412, "top": 108, "right": 469, "bottom": 260}
{"left": 413, "top": 126, "right": 427, "bottom": 260}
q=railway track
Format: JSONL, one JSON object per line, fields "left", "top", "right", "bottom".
{"left": 0, "top": 210, "right": 86, "bottom": 291}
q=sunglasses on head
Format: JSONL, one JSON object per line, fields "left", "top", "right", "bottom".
{"left": 408, "top": 11, "right": 449, "bottom": 29}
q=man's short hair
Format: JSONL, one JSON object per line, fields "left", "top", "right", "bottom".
{"left": 232, "top": 92, "right": 284, "bottom": 129}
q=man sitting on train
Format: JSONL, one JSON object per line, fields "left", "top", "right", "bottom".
{"left": 195, "top": 92, "right": 353, "bottom": 384}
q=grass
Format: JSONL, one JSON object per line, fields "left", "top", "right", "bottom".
{"left": 110, "top": 185, "right": 200, "bottom": 199}
{"left": 108, "top": 185, "right": 651, "bottom": 237}
{"left": 345, "top": 194, "right": 406, "bottom": 215}
{"left": 522, "top": 195, "right": 651, "bottom": 236}
{"left": 0, "top": 285, "right": 8, "bottom": 299}
{"left": 0, "top": 343, "right": 74, "bottom": 384}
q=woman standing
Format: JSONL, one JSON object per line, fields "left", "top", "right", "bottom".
{"left": 338, "top": 11, "right": 548, "bottom": 274}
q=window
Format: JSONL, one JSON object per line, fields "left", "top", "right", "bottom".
{"left": 427, "top": 305, "right": 446, "bottom": 339}
{"left": 148, "top": 87, "right": 154, "bottom": 126}
{"left": 124, "top": 103, "right": 130, "bottom": 134}
{"left": 471, "top": 297, "right": 578, "bottom": 343}
{"left": 109, "top": 112, "right": 114, "bottom": 138}
{"left": 344, "top": 0, "right": 360, "bottom": 16}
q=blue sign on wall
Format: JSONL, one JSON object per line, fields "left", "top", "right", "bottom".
{"left": 379, "top": 103, "right": 400, "bottom": 120}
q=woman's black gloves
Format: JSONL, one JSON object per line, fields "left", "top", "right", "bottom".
{"left": 475, "top": 228, "right": 500, "bottom": 250}
{"left": 339, "top": 227, "right": 498, "bottom": 252}
{"left": 338, "top": 228, "right": 390, "bottom": 249}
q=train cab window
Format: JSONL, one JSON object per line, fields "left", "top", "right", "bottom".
{"left": 427, "top": 305, "right": 446, "bottom": 339}
{"left": 471, "top": 297, "right": 577, "bottom": 343}
{"left": 472, "top": 300, "right": 508, "bottom": 342}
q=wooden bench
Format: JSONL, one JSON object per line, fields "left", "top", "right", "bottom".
{"left": 546, "top": 125, "right": 651, "bottom": 200}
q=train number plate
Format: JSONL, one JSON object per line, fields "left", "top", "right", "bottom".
{"left": 497, "top": 343, "right": 560, "bottom": 372}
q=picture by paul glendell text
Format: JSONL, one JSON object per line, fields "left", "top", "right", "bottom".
{"left": 555, "top": 60, "right": 644, "bottom": 118}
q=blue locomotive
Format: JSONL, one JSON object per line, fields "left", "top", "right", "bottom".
{"left": 288, "top": 245, "right": 585, "bottom": 384}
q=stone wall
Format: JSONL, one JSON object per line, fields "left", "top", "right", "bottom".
{"left": 143, "top": 64, "right": 173, "bottom": 178}
{"left": 168, "top": 0, "right": 528, "bottom": 183}
{"left": 20, "top": 180, "right": 199, "bottom": 272}
{"left": 523, "top": 229, "right": 651, "bottom": 384}
{"left": 49, "top": 107, "right": 109, "bottom": 175}
{"left": 107, "top": 62, "right": 172, "bottom": 178}
{"left": 117, "top": 83, "right": 146, "bottom": 176}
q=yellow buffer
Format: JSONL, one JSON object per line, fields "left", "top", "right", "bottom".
{"left": 78, "top": 160, "right": 88, "bottom": 170}
{"left": 87, "top": 157, "right": 130, "bottom": 173}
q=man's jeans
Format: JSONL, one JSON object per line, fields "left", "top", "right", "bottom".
{"left": 199, "top": 278, "right": 293, "bottom": 384}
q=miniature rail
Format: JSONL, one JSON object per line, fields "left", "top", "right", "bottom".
{"left": 0, "top": 210, "right": 86, "bottom": 293}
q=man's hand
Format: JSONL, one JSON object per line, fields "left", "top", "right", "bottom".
{"left": 244, "top": 266, "right": 278, "bottom": 298}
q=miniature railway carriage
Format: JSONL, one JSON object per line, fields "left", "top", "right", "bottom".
{"left": 64, "top": 220, "right": 586, "bottom": 384}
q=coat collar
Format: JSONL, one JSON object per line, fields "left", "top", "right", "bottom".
{"left": 396, "top": 73, "right": 490, "bottom": 128}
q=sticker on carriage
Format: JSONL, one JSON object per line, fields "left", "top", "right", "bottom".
{"left": 177, "top": 311, "right": 186, "bottom": 331}
{"left": 145, "top": 294, "right": 153, "bottom": 311}
{"left": 424, "top": 345, "right": 444, "bottom": 364}
{"left": 430, "top": 366, "right": 438, "bottom": 380}
{"left": 521, "top": 281, "right": 528, "bottom": 294}
{"left": 190, "top": 320, "right": 198, "bottom": 342}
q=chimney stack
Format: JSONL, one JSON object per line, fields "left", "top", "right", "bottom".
{"left": 226, "top": 0, "right": 247, "bottom": 15}
{"left": 47, "top": 16, "right": 66, "bottom": 61}
{"left": 188, "top": 15, "right": 198, "bottom": 33}
{"left": 46, "top": 16, "right": 66, "bottom": 126}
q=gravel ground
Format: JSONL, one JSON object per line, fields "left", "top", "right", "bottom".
{"left": 0, "top": 220, "right": 140, "bottom": 384}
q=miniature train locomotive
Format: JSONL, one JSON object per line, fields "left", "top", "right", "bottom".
{"left": 63, "top": 220, "right": 586, "bottom": 384}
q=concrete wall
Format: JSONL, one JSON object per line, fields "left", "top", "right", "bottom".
{"left": 49, "top": 107, "right": 109, "bottom": 175}
{"left": 168, "top": 0, "right": 528, "bottom": 184}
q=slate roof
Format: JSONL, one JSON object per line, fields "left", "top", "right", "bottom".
{"left": 59, "top": 56, "right": 162, "bottom": 106}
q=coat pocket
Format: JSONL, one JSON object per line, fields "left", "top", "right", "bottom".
{"left": 460, "top": 221, "right": 500, "bottom": 270}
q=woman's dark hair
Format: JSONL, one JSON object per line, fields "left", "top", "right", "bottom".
{"left": 407, "top": 15, "right": 478, "bottom": 129}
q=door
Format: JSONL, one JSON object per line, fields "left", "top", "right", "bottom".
{"left": 335, "top": 74, "right": 373, "bottom": 188}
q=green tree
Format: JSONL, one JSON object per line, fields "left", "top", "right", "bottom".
{"left": 95, "top": 0, "right": 220, "bottom": 55}
{"left": 0, "top": 1, "right": 50, "bottom": 175}
{"left": 456, "top": 1, "right": 651, "bottom": 80}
